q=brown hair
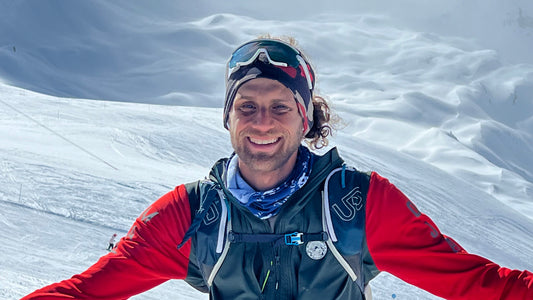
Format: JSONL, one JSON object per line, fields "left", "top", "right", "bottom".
{"left": 305, "top": 95, "right": 335, "bottom": 149}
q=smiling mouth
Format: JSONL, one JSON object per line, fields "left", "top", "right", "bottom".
{"left": 248, "top": 137, "right": 280, "bottom": 145}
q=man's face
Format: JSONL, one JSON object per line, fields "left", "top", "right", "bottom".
{"left": 228, "top": 78, "right": 305, "bottom": 174}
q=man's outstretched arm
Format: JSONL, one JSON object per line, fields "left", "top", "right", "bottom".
{"left": 22, "top": 184, "right": 194, "bottom": 299}
{"left": 365, "top": 172, "right": 533, "bottom": 299}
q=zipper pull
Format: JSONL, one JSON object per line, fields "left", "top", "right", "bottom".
{"left": 261, "top": 261, "right": 273, "bottom": 293}
{"left": 275, "top": 255, "right": 280, "bottom": 290}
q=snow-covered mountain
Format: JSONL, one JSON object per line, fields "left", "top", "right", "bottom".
{"left": 1, "top": 1, "right": 532, "bottom": 299}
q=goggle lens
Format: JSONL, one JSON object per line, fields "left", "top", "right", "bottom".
{"left": 229, "top": 40, "right": 301, "bottom": 69}
{"left": 227, "top": 39, "right": 314, "bottom": 90}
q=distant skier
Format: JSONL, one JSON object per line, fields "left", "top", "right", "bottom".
{"left": 107, "top": 233, "right": 117, "bottom": 251}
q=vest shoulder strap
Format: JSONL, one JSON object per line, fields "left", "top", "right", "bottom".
{"left": 323, "top": 165, "right": 371, "bottom": 252}
{"left": 178, "top": 180, "right": 229, "bottom": 252}
{"left": 322, "top": 164, "right": 371, "bottom": 293}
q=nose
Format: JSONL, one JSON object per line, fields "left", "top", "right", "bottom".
{"left": 252, "top": 107, "right": 275, "bottom": 131}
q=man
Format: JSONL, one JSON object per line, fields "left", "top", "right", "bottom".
{"left": 23, "top": 38, "right": 533, "bottom": 299}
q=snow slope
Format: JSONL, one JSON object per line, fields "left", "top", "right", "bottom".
{"left": 1, "top": 1, "right": 532, "bottom": 299}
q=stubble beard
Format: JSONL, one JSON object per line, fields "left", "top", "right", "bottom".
{"left": 231, "top": 129, "right": 303, "bottom": 174}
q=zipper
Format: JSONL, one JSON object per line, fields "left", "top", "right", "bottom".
{"left": 260, "top": 248, "right": 280, "bottom": 298}
{"left": 274, "top": 250, "right": 281, "bottom": 291}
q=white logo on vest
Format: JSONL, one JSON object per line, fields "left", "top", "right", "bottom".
{"left": 306, "top": 241, "right": 328, "bottom": 260}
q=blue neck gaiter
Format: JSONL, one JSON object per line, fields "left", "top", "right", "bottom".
{"left": 226, "top": 146, "right": 313, "bottom": 219}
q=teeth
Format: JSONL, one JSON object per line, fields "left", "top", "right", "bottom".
{"left": 250, "top": 137, "right": 279, "bottom": 145}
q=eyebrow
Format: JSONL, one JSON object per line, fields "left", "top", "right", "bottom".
{"left": 234, "top": 96, "right": 294, "bottom": 104}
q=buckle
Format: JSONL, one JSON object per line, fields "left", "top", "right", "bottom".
{"left": 227, "top": 231, "right": 236, "bottom": 243}
{"left": 285, "top": 232, "right": 303, "bottom": 245}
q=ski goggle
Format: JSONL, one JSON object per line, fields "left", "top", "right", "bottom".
{"left": 226, "top": 39, "right": 315, "bottom": 91}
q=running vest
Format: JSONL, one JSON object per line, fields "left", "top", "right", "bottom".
{"left": 178, "top": 148, "right": 378, "bottom": 299}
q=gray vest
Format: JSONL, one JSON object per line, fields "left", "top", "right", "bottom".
{"left": 179, "top": 148, "right": 379, "bottom": 299}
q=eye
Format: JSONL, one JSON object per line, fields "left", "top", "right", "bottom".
{"left": 238, "top": 103, "right": 256, "bottom": 114}
{"left": 272, "top": 104, "right": 291, "bottom": 114}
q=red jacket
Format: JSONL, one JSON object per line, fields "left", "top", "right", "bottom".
{"left": 22, "top": 173, "right": 533, "bottom": 299}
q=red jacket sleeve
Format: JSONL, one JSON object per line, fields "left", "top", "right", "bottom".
{"left": 22, "top": 184, "right": 193, "bottom": 299}
{"left": 365, "top": 172, "right": 533, "bottom": 299}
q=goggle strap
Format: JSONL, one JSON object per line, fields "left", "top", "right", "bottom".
{"left": 296, "top": 55, "right": 313, "bottom": 90}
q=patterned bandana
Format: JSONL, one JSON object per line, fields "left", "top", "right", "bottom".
{"left": 226, "top": 146, "right": 313, "bottom": 219}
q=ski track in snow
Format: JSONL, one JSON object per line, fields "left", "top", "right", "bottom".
{"left": 1, "top": 2, "right": 533, "bottom": 299}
